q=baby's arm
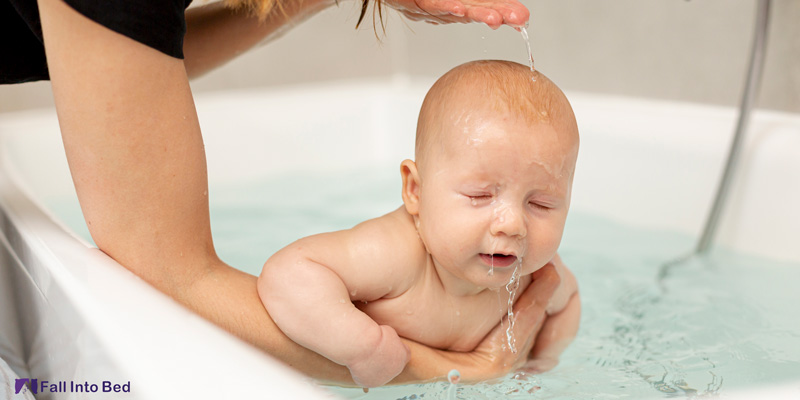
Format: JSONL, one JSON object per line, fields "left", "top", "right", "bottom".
{"left": 527, "top": 253, "right": 581, "bottom": 372}
{"left": 258, "top": 212, "right": 416, "bottom": 387}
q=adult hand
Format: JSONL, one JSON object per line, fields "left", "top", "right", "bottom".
{"left": 459, "top": 263, "right": 560, "bottom": 381}
{"left": 383, "top": 0, "right": 530, "bottom": 30}
{"left": 396, "top": 263, "right": 559, "bottom": 384}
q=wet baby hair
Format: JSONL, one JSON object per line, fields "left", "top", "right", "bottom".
{"left": 414, "top": 60, "right": 579, "bottom": 169}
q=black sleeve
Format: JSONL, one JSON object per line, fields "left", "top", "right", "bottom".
{"left": 1, "top": 0, "right": 192, "bottom": 84}
{"left": 2, "top": 0, "right": 49, "bottom": 83}
{"left": 64, "top": 0, "right": 193, "bottom": 59}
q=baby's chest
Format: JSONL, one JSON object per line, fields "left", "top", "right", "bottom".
{"left": 357, "top": 288, "right": 508, "bottom": 352}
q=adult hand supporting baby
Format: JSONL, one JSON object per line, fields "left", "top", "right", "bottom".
{"left": 395, "top": 264, "right": 560, "bottom": 384}
{"left": 382, "top": 0, "right": 529, "bottom": 30}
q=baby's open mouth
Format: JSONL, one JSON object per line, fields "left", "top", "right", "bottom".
{"left": 480, "top": 253, "right": 518, "bottom": 268}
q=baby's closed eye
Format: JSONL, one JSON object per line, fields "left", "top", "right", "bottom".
{"left": 463, "top": 193, "right": 493, "bottom": 206}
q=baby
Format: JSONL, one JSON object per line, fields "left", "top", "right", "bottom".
{"left": 258, "top": 60, "right": 581, "bottom": 387}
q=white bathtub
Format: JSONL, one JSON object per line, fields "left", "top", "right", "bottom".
{"left": 1, "top": 78, "right": 798, "bottom": 399}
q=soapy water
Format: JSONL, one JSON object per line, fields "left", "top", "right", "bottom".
{"left": 48, "top": 168, "right": 800, "bottom": 399}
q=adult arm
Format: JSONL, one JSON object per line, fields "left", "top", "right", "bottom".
{"left": 183, "top": 0, "right": 335, "bottom": 78}
{"left": 38, "top": 0, "right": 355, "bottom": 383}
{"left": 182, "top": 0, "right": 531, "bottom": 78}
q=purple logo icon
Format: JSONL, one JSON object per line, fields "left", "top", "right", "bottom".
{"left": 14, "top": 378, "right": 37, "bottom": 394}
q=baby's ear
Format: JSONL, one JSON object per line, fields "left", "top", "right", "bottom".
{"left": 400, "top": 159, "right": 421, "bottom": 215}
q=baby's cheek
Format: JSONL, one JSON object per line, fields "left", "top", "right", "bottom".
{"left": 528, "top": 230, "right": 562, "bottom": 263}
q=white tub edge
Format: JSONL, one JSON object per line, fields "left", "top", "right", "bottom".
{"left": 0, "top": 138, "right": 335, "bottom": 398}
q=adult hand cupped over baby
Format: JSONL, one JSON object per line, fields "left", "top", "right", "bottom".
{"left": 383, "top": 0, "right": 530, "bottom": 29}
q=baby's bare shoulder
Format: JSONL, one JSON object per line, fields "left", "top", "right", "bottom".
{"left": 351, "top": 207, "right": 423, "bottom": 249}
{"left": 343, "top": 207, "right": 428, "bottom": 295}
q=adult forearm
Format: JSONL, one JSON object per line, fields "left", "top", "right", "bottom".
{"left": 394, "top": 340, "right": 487, "bottom": 384}
{"left": 39, "top": 0, "right": 353, "bottom": 383}
{"left": 183, "top": 0, "right": 336, "bottom": 78}
{"left": 187, "top": 262, "right": 356, "bottom": 383}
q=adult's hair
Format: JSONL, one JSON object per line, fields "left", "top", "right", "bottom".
{"left": 225, "top": 0, "right": 384, "bottom": 29}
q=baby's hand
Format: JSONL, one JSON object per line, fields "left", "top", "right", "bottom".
{"left": 347, "top": 325, "right": 411, "bottom": 388}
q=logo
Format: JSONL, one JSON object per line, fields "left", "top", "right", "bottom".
{"left": 14, "top": 379, "right": 37, "bottom": 394}
{"left": 13, "top": 378, "right": 130, "bottom": 394}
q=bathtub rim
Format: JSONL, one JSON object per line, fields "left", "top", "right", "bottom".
{"left": 0, "top": 129, "right": 336, "bottom": 399}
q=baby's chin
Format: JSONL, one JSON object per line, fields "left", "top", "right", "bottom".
{"left": 470, "top": 267, "right": 524, "bottom": 290}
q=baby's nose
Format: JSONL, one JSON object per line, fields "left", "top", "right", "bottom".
{"left": 489, "top": 203, "right": 527, "bottom": 238}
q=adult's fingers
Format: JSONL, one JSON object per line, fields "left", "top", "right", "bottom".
{"left": 498, "top": 1, "right": 528, "bottom": 27}
{"left": 465, "top": 6, "right": 503, "bottom": 29}
{"left": 393, "top": 0, "right": 528, "bottom": 27}
{"left": 507, "top": 263, "right": 560, "bottom": 362}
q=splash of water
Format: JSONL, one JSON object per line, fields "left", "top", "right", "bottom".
{"left": 520, "top": 26, "right": 536, "bottom": 82}
{"left": 446, "top": 369, "right": 461, "bottom": 399}
{"left": 505, "top": 257, "right": 523, "bottom": 353}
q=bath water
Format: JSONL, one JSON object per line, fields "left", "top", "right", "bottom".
{"left": 49, "top": 166, "right": 800, "bottom": 399}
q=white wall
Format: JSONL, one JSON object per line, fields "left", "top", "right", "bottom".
{"left": 1, "top": 0, "right": 798, "bottom": 113}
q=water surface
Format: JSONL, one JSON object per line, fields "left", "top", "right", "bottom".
{"left": 51, "top": 166, "right": 800, "bottom": 399}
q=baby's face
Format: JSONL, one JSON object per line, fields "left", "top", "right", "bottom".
{"left": 414, "top": 110, "right": 577, "bottom": 293}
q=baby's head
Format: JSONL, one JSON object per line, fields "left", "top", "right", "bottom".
{"left": 401, "top": 60, "right": 579, "bottom": 293}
